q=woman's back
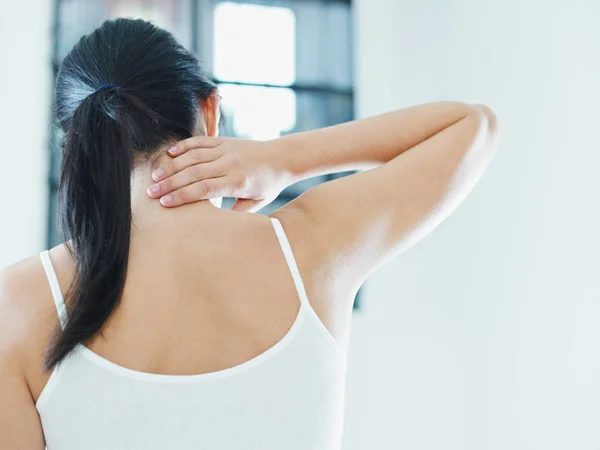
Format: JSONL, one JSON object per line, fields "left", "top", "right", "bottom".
{"left": 40, "top": 206, "right": 345, "bottom": 377}
{"left": 28, "top": 209, "right": 347, "bottom": 449}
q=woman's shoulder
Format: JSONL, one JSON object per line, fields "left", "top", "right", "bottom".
{"left": 0, "top": 243, "right": 74, "bottom": 310}
{"left": 0, "top": 253, "right": 55, "bottom": 334}
{"left": 0, "top": 249, "right": 67, "bottom": 396}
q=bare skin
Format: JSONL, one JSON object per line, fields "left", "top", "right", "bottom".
{"left": 0, "top": 99, "right": 499, "bottom": 449}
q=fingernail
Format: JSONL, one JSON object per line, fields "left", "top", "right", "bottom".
{"left": 167, "top": 146, "right": 177, "bottom": 155}
{"left": 152, "top": 168, "right": 165, "bottom": 181}
{"left": 147, "top": 184, "right": 160, "bottom": 196}
{"left": 160, "top": 194, "right": 174, "bottom": 206}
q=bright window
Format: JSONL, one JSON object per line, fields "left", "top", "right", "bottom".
{"left": 214, "top": 2, "right": 296, "bottom": 86}
{"left": 218, "top": 84, "right": 296, "bottom": 140}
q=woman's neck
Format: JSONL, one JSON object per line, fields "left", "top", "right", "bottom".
{"left": 129, "top": 158, "right": 223, "bottom": 234}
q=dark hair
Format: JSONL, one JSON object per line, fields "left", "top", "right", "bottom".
{"left": 46, "top": 18, "right": 216, "bottom": 369}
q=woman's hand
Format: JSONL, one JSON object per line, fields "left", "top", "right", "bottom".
{"left": 146, "top": 136, "right": 289, "bottom": 212}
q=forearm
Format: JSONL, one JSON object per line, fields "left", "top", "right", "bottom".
{"left": 269, "top": 101, "right": 478, "bottom": 184}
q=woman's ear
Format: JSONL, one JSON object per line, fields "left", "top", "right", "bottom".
{"left": 199, "top": 90, "right": 221, "bottom": 137}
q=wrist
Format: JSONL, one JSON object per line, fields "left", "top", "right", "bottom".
{"left": 261, "top": 136, "right": 302, "bottom": 187}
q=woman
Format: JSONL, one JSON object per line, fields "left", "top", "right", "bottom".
{"left": 0, "top": 18, "right": 498, "bottom": 450}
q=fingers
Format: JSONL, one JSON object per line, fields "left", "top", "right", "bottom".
{"left": 147, "top": 160, "right": 227, "bottom": 199}
{"left": 158, "top": 177, "right": 239, "bottom": 207}
{"left": 152, "top": 147, "right": 222, "bottom": 182}
{"left": 167, "top": 136, "right": 222, "bottom": 157}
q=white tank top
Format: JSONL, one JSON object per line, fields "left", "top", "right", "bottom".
{"left": 37, "top": 217, "right": 348, "bottom": 450}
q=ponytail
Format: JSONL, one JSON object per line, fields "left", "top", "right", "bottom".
{"left": 45, "top": 87, "right": 133, "bottom": 368}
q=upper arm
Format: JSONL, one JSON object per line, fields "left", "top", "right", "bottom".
{"left": 0, "top": 352, "right": 45, "bottom": 450}
{"left": 0, "top": 268, "right": 47, "bottom": 450}
{"left": 283, "top": 104, "right": 498, "bottom": 295}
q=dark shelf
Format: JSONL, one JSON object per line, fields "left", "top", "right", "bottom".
{"left": 213, "top": 78, "right": 354, "bottom": 97}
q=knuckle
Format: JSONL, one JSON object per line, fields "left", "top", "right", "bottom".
{"left": 191, "top": 148, "right": 204, "bottom": 162}
{"left": 176, "top": 188, "right": 189, "bottom": 204}
{"left": 199, "top": 182, "right": 213, "bottom": 197}
{"left": 191, "top": 164, "right": 204, "bottom": 179}
{"left": 231, "top": 171, "right": 247, "bottom": 190}
{"left": 171, "top": 157, "right": 189, "bottom": 173}
{"left": 233, "top": 175, "right": 246, "bottom": 190}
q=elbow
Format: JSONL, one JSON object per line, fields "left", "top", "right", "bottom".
{"left": 458, "top": 104, "right": 500, "bottom": 165}
{"left": 470, "top": 103, "right": 500, "bottom": 144}
{"left": 461, "top": 104, "right": 500, "bottom": 179}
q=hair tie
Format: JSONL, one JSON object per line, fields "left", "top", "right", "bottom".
{"left": 95, "top": 83, "right": 121, "bottom": 92}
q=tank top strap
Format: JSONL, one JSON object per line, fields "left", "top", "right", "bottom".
{"left": 269, "top": 217, "right": 309, "bottom": 307}
{"left": 40, "top": 250, "right": 68, "bottom": 330}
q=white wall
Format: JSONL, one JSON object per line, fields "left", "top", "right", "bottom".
{"left": 343, "top": 1, "right": 600, "bottom": 449}
{"left": 0, "top": 0, "right": 52, "bottom": 268}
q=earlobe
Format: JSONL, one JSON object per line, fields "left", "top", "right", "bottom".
{"left": 210, "top": 91, "right": 221, "bottom": 137}
{"left": 201, "top": 90, "right": 221, "bottom": 137}
{"left": 215, "top": 104, "right": 221, "bottom": 137}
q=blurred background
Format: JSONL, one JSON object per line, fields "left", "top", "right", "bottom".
{"left": 1, "top": 0, "right": 599, "bottom": 449}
